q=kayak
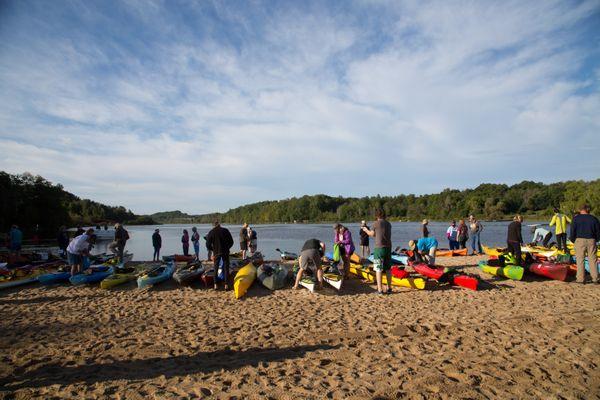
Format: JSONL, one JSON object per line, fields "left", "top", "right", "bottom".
{"left": 521, "top": 246, "right": 558, "bottom": 258}
{"left": 276, "top": 248, "right": 298, "bottom": 261}
{"left": 413, "top": 263, "right": 445, "bottom": 280}
{"left": 38, "top": 267, "right": 71, "bottom": 285}
{"left": 100, "top": 265, "right": 149, "bottom": 289}
{"left": 435, "top": 248, "right": 468, "bottom": 257}
{"left": 482, "top": 245, "right": 506, "bottom": 257}
{"left": 413, "top": 263, "right": 480, "bottom": 290}
{"left": 390, "top": 266, "right": 410, "bottom": 279}
{"left": 348, "top": 263, "right": 425, "bottom": 289}
{"left": 367, "top": 253, "right": 409, "bottom": 265}
{"left": 0, "top": 264, "right": 52, "bottom": 290}
{"left": 173, "top": 262, "right": 205, "bottom": 285}
{"left": 323, "top": 272, "right": 343, "bottom": 290}
{"left": 69, "top": 265, "right": 114, "bottom": 285}
{"left": 478, "top": 261, "right": 524, "bottom": 280}
{"left": 201, "top": 269, "right": 215, "bottom": 287}
{"left": 529, "top": 262, "right": 568, "bottom": 281}
{"left": 233, "top": 262, "right": 257, "bottom": 299}
{"left": 299, "top": 277, "right": 315, "bottom": 292}
{"left": 137, "top": 262, "right": 175, "bottom": 289}
{"left": 257, "top": 263, "right": 289, "bottom": 290}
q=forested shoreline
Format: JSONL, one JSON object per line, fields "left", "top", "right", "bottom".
{"left": 2, "top": 171, "right": 598, "bottom": 237}
{"left": 0, "top": 172, "right": 156, "bottom": 238}
{"left": 159, "top": 180, "right": 600, "bottom": 224}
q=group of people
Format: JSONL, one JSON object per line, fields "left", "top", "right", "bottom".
{"left": 443, "top": 216, "right": 484, "bottom": 253}
{"left": 507, "top": 204, "right": 599, "bottom": 284}
{"left": 294, "top": 209, "right": 395, "bottom": 294}
{"left": 238, "top": 224, "right": 258, "bottom": 259}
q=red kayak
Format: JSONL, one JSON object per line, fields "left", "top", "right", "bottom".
{"left": 413, "top": 263, "right": 479, "bottom": 291}
{"left": 413, "top": 263, "right": 445, "bottom": 280}
{"left": 529, "top": 262, "right": 568, "bottom": 281}
{"left": 390, "top": 266, "right": 409, "bottom": 279}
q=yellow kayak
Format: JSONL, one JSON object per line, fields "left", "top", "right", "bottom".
{"left": 482, "top": 245, "right": 506, "bottom": 257}
{"left": 521, "top": 246, "right": 558, "bottom": 258}
{"left": 348, "top": 263, "right": 426, "bottom": 290}
{"left": 233, "top": 262, "right": 257, "bottom": 299}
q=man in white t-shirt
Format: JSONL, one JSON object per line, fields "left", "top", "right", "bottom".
{"left": 67, "top": 229, "right": 94, "bottom": 276}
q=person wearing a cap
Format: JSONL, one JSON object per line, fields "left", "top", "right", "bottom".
{"left": 361, "top": 209, "right": 393, "bottom": 295}
{"left": 359, "top": 220, "right": 370, "bottom": 259}
{"left": 108, "top": 223, "right": 129, "bottom": 263}
{"left": 409, "top": 235, "right": 439, "bottom": 266}
{"left": 421, "top": 219, "right": 429, "bottom": 237}
{"left": 152, "top": 228, "right": 162, "bottom": 261}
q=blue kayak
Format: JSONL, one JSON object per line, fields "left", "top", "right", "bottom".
{"left": 69, "top": 265, "right": 114, "bottom": 285}
{"left": 39, "top": 271, "right": 71, "bottom": 285}
{"left": 137, "top": 262, "right": 174, "bottom": 289}
{"left": 368, "top": 253, "right": 409, "bottom": 265}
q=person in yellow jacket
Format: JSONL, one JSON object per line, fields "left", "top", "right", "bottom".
{"left": 550, "top": 207, "right": 571, "bottom": 252}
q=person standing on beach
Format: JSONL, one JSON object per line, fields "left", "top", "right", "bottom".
{"left": 57, "top": 226, "right": 69, "bottom": 258}
{"left": 152, "top": 229, "right": 162, "bottom": 261}
{"left": 293, "top": 239, "right": 325, "bottom": 290}
{"left": 109, "top": 223, "right": 129, "bottom": 263}
{"left": 181, "top": 229, "right": 190, "bottom": 256}
{"left": 204, "top": 235, "right": 213, "bottom": 261}
{"left": 9, "top": 225, "right": 23, "bottom": 259}
{"left": 570, "top": 204, "right": 599, "bottom": 284}
{"left": 67, "top": 228, "right": 94, "bottom": 276}
{"left": 550, "top": 208, "right": 571, "bottom": 252}
{"left": 334, "top": 224, "right": 355, "bottom": 278}
{"left": 359, "top": 220, "right": 370, "bottom": 259}
{"left": 506, "top": 215, "right": 523, "bottom": 266}
{"left": 362, "top": 209, "right": 393, "bottom": 295}
{"left": 191, "top": 227, "right": 200, "bottom": 260}
{"left": 248, "top": 227, "right": 258, "bottom": 255}
{"left": 469, "top": 215, "right": 483, "bottom": 255}
{"left": 239, "top": 223, "right": 248, "bottom": 259}
{"left": 446, "top": 221, "right": 459, "bottom": 250}
{"left": 421, "top": 219, "right": 429, "bottom": 237}
{"left": 205, "top": 221, "right": 234, "bottom": 290}
{"left": 457, "top": 219, "right": 469, "bottom": 249}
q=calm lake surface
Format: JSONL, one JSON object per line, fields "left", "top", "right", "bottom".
{"left": 91, "top": 221, "right": 540, "bottom": 261}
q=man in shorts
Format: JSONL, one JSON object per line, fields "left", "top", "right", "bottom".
{"left": 293, "top": 238, "right": 325, "bottom": 290}
{"left": 362, "top": 209, "right": 393, "bottom": 294}
{"left": 67, "top": 228, "right": 94, "bottom": 276}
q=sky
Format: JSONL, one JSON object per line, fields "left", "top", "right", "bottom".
{"left": 0, "top": 0, "right": 599, "bottom": 214}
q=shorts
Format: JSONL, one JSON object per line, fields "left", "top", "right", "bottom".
{"left": 67, "top": 252, "right": 82, "bottom": 266}
{"left": 300, "top": 249, "right": 322, "bottom": 272}
{"left": 240, "top": 241, "right": 248, "bottom": 251}
{"left": 372, "top": 247, "right": 392, "bottom": 272}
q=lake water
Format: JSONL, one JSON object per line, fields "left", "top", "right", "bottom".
{"left": 90, "top": 221, "right": 540, "bottom": 261}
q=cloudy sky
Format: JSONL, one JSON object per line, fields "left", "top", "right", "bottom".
{"left": 0, "top": 0, "right": 598, "bottom": 214}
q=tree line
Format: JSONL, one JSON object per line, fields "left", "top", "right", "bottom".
{"left": 187, "top": 179, "right": 600, "bottom": 224}
{"left": 0, "top": 172, "right": 155, "bottom": 238}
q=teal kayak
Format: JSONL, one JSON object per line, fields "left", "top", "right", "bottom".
{"left": 137, "top": 262, "right": 175, "bottom": 289}
{"left": 69, "top": 265, "right": 114, "bottom": 285}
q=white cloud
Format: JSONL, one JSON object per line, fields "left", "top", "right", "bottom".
{"left": 0, "top": 0, "right": 598, "bottom": 214}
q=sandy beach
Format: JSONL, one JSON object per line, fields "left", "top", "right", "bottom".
{"left": 1, "top": 255, "right": 599, "bottom": 399}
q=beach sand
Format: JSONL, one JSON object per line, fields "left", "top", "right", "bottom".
{"left": 1, "top": 255, "right": 599, "bottom": 399}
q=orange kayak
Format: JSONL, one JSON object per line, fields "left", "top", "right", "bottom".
{"left": 435, "top": 248, "right": 468, "bottom": 257}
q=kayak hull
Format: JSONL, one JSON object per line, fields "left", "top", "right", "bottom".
{"left": 233, "top": 263, "right": 257, "bottom": 299}
{"left": 69, "top": 266, "right": 114, "bottom": 285}
{"left": 529, "top": 262, "right": 568, "bottom": 281}
{"left": 257, "top": 264, "right": 289, "bottom": 290}
{"left": 137, "top": 262, "right": 175, "bottom": 289}
{"left": 323, "top": 273, "right": 343, "bottom": 290}
{"left": 478, "top": 261, "right": 523, "bottom": 280}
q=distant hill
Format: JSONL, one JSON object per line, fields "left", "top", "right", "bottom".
{"left": 0, "top": 171, "right": 157, "bottom": 237}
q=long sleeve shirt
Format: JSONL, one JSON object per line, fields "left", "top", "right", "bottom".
{"left": 507, "top": 221, "right": 523, "bottom": 244}
{"left": 569, "top": 214, "right": 600, "bottom": 243}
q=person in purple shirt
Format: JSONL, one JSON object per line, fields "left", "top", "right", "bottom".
{"left": 334, "top": 224, "right": 355, "bottom": 278}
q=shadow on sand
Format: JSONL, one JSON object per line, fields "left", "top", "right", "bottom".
{"left": 2, "top": 343, "right": 340, "bottom": 390}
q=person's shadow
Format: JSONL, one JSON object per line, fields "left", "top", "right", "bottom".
{"left": 2, "top": 343, "right": 340, "bottom": 390}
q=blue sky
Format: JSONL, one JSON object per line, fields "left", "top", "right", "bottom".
{"left": 0, "top": 0, "right": 599, "bottom": 214}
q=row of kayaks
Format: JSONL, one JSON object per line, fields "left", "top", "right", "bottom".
{"left": 483, "top": 244, "right": 600, "bottom": 259}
